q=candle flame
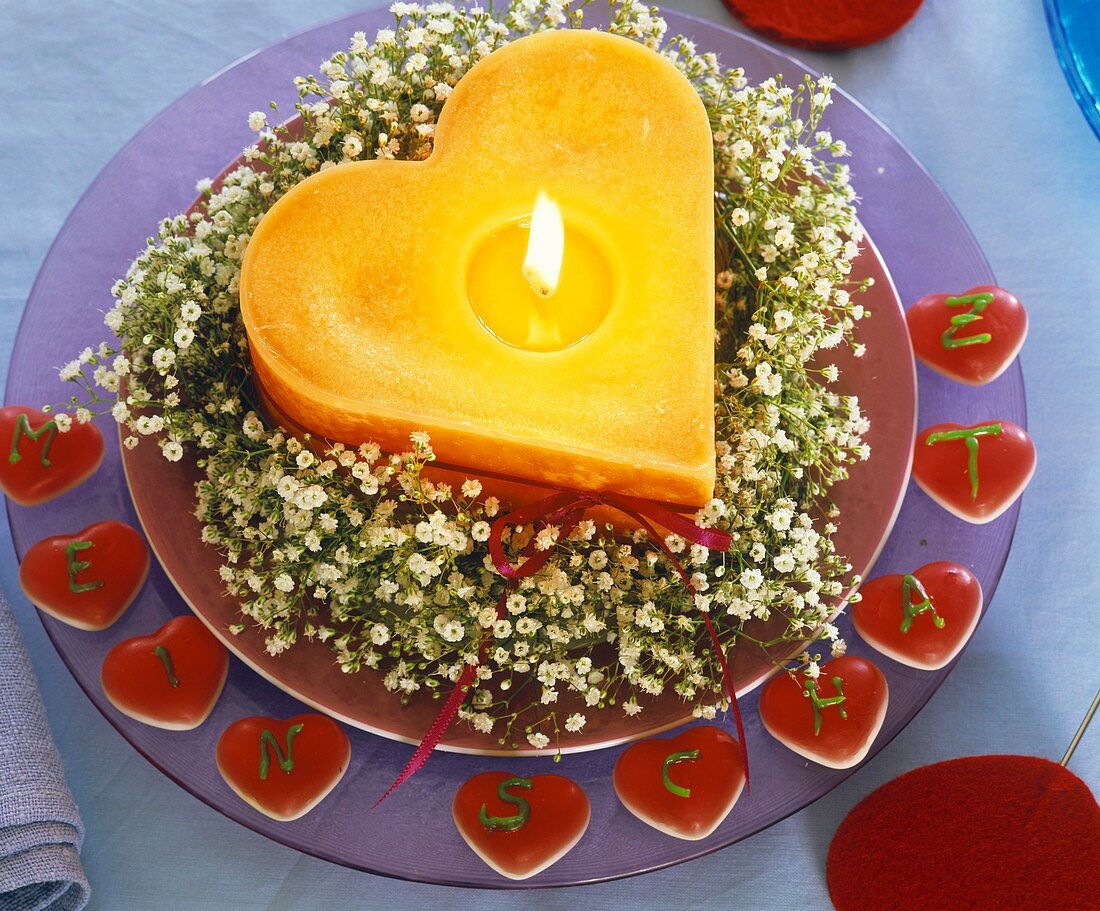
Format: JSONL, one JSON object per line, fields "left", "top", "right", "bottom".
{"left": 522, "top": 191, "right": 564, "bottom": 298}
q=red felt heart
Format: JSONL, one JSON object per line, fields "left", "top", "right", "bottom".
{"left": 613, "top": 725, "right": 745, "bottom": 840}
{"left": 852, "top": 562, "right": 983, "bottom": 671}
{"left": 827, "top": 756, "right": 1100, "bottom": 911}
{"left": 101, "top": 615, "right": 229, "bottom": 730}
{"left": 906, "top": 285, "right": 1027, "bottom": 386}
{"left": 912, "top": 421, "right": 1035, "bottom": 524}
{"left": 19, "top": 521, "right": 149, "bottom": 631}
{"left": 452, "top": 772, "right": 590, "bottom": 880}
{"left": 759, "top": 656, "right": 888, "bottom": 769}
{"left": 0, "top": 406, "right": 104, "bottom": 506}
{"left": 721, "top": 0, "right": 925, "bottom": 51}
{"left": 216, "top": 713, "right": 351, "bottom": 821}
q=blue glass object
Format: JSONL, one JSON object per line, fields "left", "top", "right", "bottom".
{"left": 1044, "top": 0, "right": 1100, "bottom": 141}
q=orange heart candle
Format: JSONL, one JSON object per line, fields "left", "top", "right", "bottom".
{"left": 240, "top": 29, "right": 716, "bottom": 507}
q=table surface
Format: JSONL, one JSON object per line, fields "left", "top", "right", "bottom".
{"left": 1, "top": 1, "right": 1097, "bottom": 908}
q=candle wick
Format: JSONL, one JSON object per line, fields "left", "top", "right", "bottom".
{"left": 522, "top": 265, "right": 556, "bottom": 299}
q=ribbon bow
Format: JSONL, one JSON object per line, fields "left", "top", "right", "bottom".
{"left": 374, "top": 488, "right": 747, "bottom": 807}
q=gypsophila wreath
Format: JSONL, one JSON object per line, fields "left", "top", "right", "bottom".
{"left": 54, "top": 0, "right": 871, "bottom": 749}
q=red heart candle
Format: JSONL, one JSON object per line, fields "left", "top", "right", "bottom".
{"left": 216, "top": 713, "right": 351, "bottom": 821}
{"left": 101, "top": 615, "right": 229, "bottom": 730}
{"left": 912, "top": 421, "right": 1036, "bottom": 524}
{"left": 852, "top": 562, "right": 983, "bottom": 670}
{"left": 906, "top": 285, "right": 1027, "bottom": 386}
{"left": 0, "top": 406, "right": 103, "bottom": 506}
{"left": 19, "top": 520, "right": 149, "bottom": 630}
{"left": 452, "top": 771, "right": 590, "bottom": 880}
{"left": 759, "top": 656, "right": 889, "bottom": 769}
{"left": 613, "top": 725, "right": 745, "bottom": 840}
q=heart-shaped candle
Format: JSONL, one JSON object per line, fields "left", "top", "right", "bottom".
{"left": 912, "top": 421, "right": 1036, "bottom": 524}
{"left": 452, "top": 771, "right": 590, "bottom": 880}
{"left": 216, "top": 713, "right": 351, "bottom": 821}
{"left": 906, "top": 285, "right": 1027, "bottom": 385}
{"left": 0, "top": 406, "right": 104, "bottom": 506}
{"left": 852, "top": 561, "right": 983, "bottom": 670}
{"left": 759, "top": 656, "right": 889, "bottom": 769}
{"left": 240, "top": 30, "right": 716, "bottom": 507}
{"left": 19, "top": 521, "right": 149, "bottom": 630}
{"left": 101, "top": 615, "right": 229, "bottom": 730}
{"left": 613, "top": 725, "right": 745, "bottom": 840}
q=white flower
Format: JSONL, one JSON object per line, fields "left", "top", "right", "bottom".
{"left": 274, "top": 573, "right": 295, "bottom": 593}
{"left": 151, "top": 347, "right": 174, "bottom": 369}
{"left": 173, "top": 326, "right": 195, "bottom": 349}
{"left": 180, "top": 301, "right": 202, "bottom": 322}
{"left": 564, "top": 713, "right": 586, "bottom": 733}
{"left": 342, "top": 135, "right": 363, "bottom": 159}
{"left": 740, "top": 568, "right": 764, "bottom": 590}
{"left": 52, "top": 413, "right": 72, "bottom": 433}
{"left": 731, "top": 138, "right": 753, "bottom": 160}
{"left": 526, "top": 732, "right": 550, "bottom": 749}
{"left": 160, "top": 440, "right": 183, "bottom": 462}
{"left": 461, "top": 478, "right": 482, "bottom": 498}
{"left": 134, "top": 414, "right": 164, "bottom": 435}
{"left": 248, "top": 111, "right": 267, "bottom": 131}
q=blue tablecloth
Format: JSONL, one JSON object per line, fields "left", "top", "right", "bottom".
{"left": 1, "top": 1, "right": 1097, "bottom": 908}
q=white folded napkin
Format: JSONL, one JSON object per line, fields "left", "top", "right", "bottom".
{"left": 0, "top": 595, "right": 88, "bottom": 911}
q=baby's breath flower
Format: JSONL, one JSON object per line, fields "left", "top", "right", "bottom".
{"left": 53, "top": 0, "right": 868, "bottom": 750}
{"left": 564, "top": 713, "right": 586, "bottom": 733}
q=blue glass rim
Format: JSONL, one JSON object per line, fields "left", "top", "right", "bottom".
{"left": 1043, "top": 0, "right": 1100, "bottom": 142}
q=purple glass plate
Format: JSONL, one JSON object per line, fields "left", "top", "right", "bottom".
{"left": 5, "top": 7, "right": 1023, "bottom": 888}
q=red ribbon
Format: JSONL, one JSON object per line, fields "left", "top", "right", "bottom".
{"left": 372, "top": 654, "right": 482, "bottom": 808}
{"left": 374, "top": 488, "right": 746, "bottom": 806}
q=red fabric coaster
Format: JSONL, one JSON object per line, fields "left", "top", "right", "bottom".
{"left": 722, "top": 0, "right": 926, "bottom": 51}
{"left": 827, "top": 755, "right": 1100, "bottom": 911}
